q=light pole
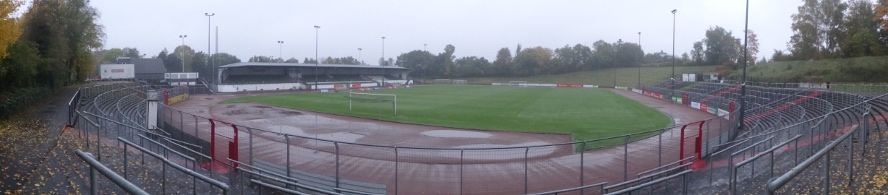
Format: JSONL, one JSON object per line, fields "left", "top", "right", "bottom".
{"left": 381, "top": 37, "right": 386, "bottom": 66}
{"left": 205, "top": 13, "right": 214, "bottom": 83}
{"left": 424, "top": 43, "right": 427, "bottom": 51}
{"left": 358, "top": 48, "right": 363, "bottom": 65}
{"left": 738, "top": 0, "right": 750, "bottom": 131}
{"left": 671, "top": 9, "right": 677, "bottom": 100}
{"left": 179, "top": 35, "right": 187, "bottom": 72}
{"left": 638, "top": 32, "right": 642, "bottom": 88}
{"left": 314, "top": 25, "right": 320, "bottom": 90}
{"left": 277, "top": 41, "right": 284, "bottom": 62}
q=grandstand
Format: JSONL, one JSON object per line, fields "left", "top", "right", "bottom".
{"left": 216, "top": 62, "right": 412, "bottom": 92}
{"left": 63, "top": 78, "right": 888, "bottom": 194}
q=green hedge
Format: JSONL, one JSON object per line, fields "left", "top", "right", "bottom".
{"left": 0, "top": 87, "right": 53, "bottom": 120}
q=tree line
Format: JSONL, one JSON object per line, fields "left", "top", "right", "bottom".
{"left": 781, "top": 0, "right": 888, "bottom": 60}
{"left": 396, "top": 41, "right": 653, "bottom": 79}
{"left": 0, "top": 0, "right": 102, "bottom": 119}
{"left": 396, "top": 0, "right": 888, "bottom": 79}
{"left": 0, "top": 0, "right": 102, "bottom": 91}
{"left": 394, "top": 26, "right": 765, "bottom": 79}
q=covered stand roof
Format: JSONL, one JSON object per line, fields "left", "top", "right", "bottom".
{"left": 131, "top": 58, "right": 167, "bottom": 74}
{"left": 219, "top": 62, "right": 409, "bottom": 70}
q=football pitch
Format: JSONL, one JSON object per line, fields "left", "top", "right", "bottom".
{"left": 223, "top": 85, "right": 671, "bottom": 142}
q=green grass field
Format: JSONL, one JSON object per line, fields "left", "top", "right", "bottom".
{"left": 223, "top": 85, "right": 671, "bottom": 142}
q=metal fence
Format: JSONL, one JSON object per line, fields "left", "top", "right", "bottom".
{"left": 67, "top": 81, "right": 888, "bottom": 194}
{"left": 156, "top": 102, "right": 737, "bottom": 194}
{"left": 74, "top": 150, "right": 149, "bottom": 195}
{"left": 83, "top": 80, "right": 738, "bottom": 194}
{"left": 72, "top": 107, "right": 235, "bottom": 194}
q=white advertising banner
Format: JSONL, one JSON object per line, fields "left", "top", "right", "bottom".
{"left": 718, "top": 109, "right": 730, "bottom": 120}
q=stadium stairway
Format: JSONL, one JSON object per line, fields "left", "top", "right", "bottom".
{"left": 71, "top": 82, "right": 244, "bottom": 194}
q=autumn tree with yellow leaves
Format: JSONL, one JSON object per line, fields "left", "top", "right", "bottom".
{"left": 0, "top": 0, "right": 23, "bottom": 59}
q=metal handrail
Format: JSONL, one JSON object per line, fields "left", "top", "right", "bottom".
{"left": 74, "top": 150, "right": 149, "bottom": 195}
{"left": 730, "top": 136, "right": 775, "bottom": 158}
{"left": 117, "top": 138, "right": 230, "bottom": 194}
{"left": 528, "top": 181, "right": 606, "bottom": 195}
{"left": 67, "top": 88, "right": 81, "bottom": 126}
{"left": 766, "top": 125, "right": 859, "bottom": 194}
{"left": 250, "top": 179, "right": 307, "bottom": 195}
{"left": 636, "top": 157, "right": 695, "bottom": 178}
{"left": 83, "top": 111, "right": 176, "bottom": 141}
{"left": 605, "top": 161, "right": 690, "bottom": 192}
{"left": 334, "top": 187, "right": 381, "bottom": 195}
{"left": 162, "top": 137, "right": 204, "bottom": 156}
{"left": 604, "top": 170, "right": 692, "bottom": 195}
{"left": 736, "top": 134, "right": 802, "bottom": 167}
{"left": 238, "top": 167, "right": 338, "bottom": 195}
{"left": 135, "top": 134, "right": 196, "bottom": 167}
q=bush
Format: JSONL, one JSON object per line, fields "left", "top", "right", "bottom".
{"left": 0, "top": 87, "right": 52, "bottom": 120}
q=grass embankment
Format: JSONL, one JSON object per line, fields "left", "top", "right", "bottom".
{"left": 725, "top": 56, "right": 888, "bottom": 83}
{"left": 449, "top": 65, "right": 719, "bottom": 87}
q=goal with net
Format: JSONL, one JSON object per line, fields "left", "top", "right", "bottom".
{"left": 509, "top": 81, "right": 528, "bottom": 87}
{"left": 434, "top": 79, "right": 452, "bottom": 85}
{"left": 452, "top": 80, "right": 467, "bottom": 85}
{"left": 346, "top": 92, "right": 397, "bottom": 115}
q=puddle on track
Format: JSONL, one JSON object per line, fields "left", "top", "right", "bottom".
{"left": 422, "top": 130, "right": 492, "bottom": 138}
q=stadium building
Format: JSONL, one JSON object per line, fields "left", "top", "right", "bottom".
{"left": 215, "top": 62, "right": 411, "bottom": 93}
{"left": 95, "top": 57, "right": 168, "bottom": 84}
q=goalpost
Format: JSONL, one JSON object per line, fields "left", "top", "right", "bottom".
{"left": 452, "top": 80, "right": 467, "bottom": 85}
{"left": 509, "top": 81, "right": 528, "bottom": 87}
{"left": 434, "top": 79, "right": 452, "bottom": 85}
{"left": 347, "top": 92, "right": 397, "bottom": 115}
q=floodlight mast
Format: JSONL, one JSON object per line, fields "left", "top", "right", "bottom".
{"left": 179, "top": 35, "right": 187, "bottom": 73}
{"left": 738, "top": 0, "right": 750, "bottom": 132}
{"left": 671, "top": 9, "right": 677, "bottom": 101}
{"left": 314, "top": 25, "right": 320, "bottom": 90}
{"left": 277, "top": 41, "right": 284, "bottom": 61}
{"left": 205, "top": 13, "right": 214, "bottom": 84}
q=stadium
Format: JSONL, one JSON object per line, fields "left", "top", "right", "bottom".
{"left": 56, "top": 61, "right": 888, "bottom": 194}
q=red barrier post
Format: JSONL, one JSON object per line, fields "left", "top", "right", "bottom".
{"left": 211, "top": 120, "right": 240, "bottom": 170}
{"left": 729, "top": 101, "right": 736, "bottom": 112}
{"left": 695, "top": 121, "right": 706, "bottom": 159}
{"left": 682, "top": 91, "right": 689, "bottom": 105}
{"left": 229, "top": 123, "right": 239, "bottom": 169}
{"left": 163, "top": 89, "right": 169, "bottom": 105}
{"left": 209, "top": 118, "right": 215, "bottom": 165}
{"left": 679, "top": 124, "right": 688, "bottom": 165}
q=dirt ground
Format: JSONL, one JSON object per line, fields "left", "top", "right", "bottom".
{"left": 169, "top": 88, "right": 723, "bottom": 194}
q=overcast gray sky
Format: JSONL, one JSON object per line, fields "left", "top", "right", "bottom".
{"left": 88, "top": 0, "right": 804, "bottom": 65}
